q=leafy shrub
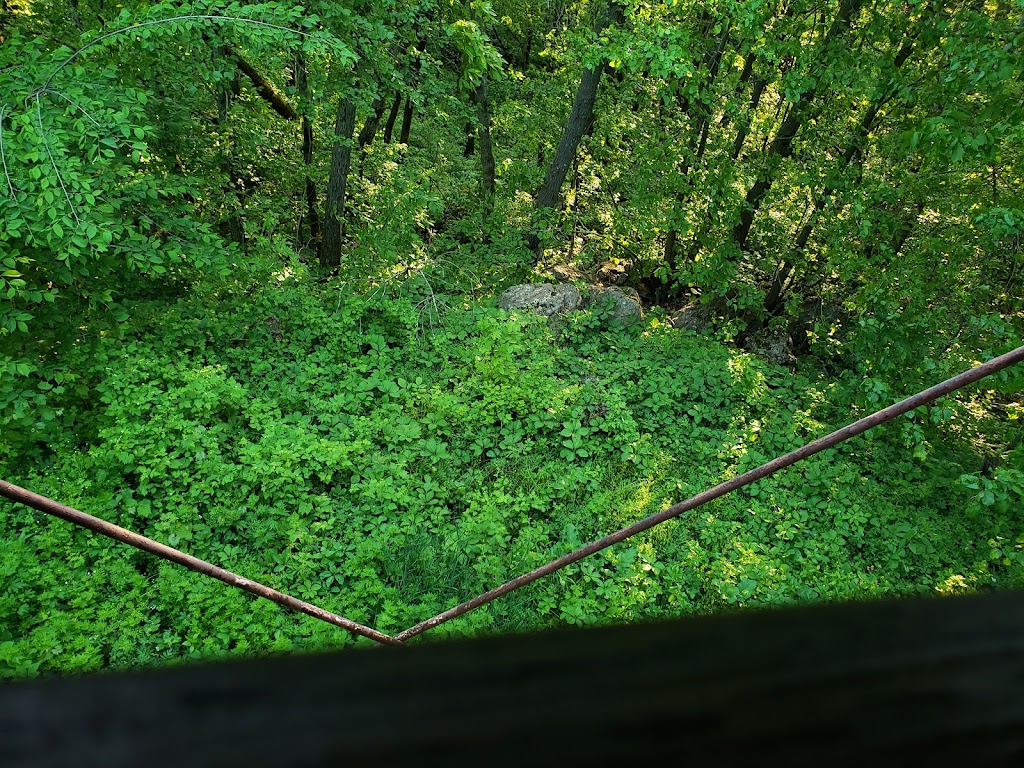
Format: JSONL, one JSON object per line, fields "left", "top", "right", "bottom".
{"left": 3, "top": 259, "right": 1022, "bottom": 677}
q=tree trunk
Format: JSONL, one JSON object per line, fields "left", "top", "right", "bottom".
{"left": 399, "top": 94, "right": 414, "bottom": 145}
{"left": 399, "top": 32, "right": 428, "bottom": 147}
{"left": 357, "top": 94, "right": 388, "bottom": 150}
{"left": 356, "top": 93, "right": 389, "bottom": 181}
{"left": 719, "top": 52, "right": 755, "bottom": 129}
{"left": 224, "top": 45, "right": 297, "bottom": 120}
{"left": 530, "top": 1, "right": 625, "bottom": 251}
{"left": 534, "top": 68, "right": 600, "bottom": 211}
{"left": 664, "top": 21, "right": 730, "bottom": 281}
{"left": 295, "top": 53, "right": 319, "bottom": 248}
{"left": 730, "top": 75, "right": 768, "bottom": 160}
{"left": 763, "top": 36, "right": 917, "bottom": 314}
{"left": 382, "top": 90, "right": 402, "bottom": 143}
{"left": 730, "top": 0, "right": 865, "bottom": 255}
{"left": 474, "top": 78, "right": 496, "bottom": 212}
{"left": 521, "top": 30, "right": 532, "bottom": 70}
{"left": 319, "top": 97, "right": 356, "bottom": 269}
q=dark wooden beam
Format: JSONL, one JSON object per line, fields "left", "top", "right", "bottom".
{"left": 4, "top": 592, "right": 1024, "bottom": 766}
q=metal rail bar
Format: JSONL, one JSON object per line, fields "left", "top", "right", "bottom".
{"left": 0, "top": 480, "right": 402, "bottom": 647}
{"left": 394, "top": 344, "right": 1024, "bottom": 641}
{"left": 5, "top": 346, "right": 1023, "bottom": 650}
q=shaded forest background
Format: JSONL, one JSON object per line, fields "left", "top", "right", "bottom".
{"left": 1, "top": 0, "right": 1023, "bottom": 675}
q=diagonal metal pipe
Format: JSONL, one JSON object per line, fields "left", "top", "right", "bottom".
{"left": 0, "top": 480, "right": 402, "bottom": 647}
{"left": 5, "top": 346, "right": 1023, "bottom": 650}
{"left": 395, "top": 344, "right": 1024, "bottom": 642}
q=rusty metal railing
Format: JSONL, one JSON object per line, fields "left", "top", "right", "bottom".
{"left": 3, "top": 344, "right": 1024, "bottom": 649}
{"left": 0, "top": 480, "right": 401, "bottom": 646}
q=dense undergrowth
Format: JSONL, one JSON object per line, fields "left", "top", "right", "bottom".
{"left": 3, "top": 257, "right": 1023, "bottom": 677}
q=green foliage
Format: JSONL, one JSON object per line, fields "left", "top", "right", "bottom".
{"left": 0, "top": 0, "right": 356, "bottom": 454}
{"left": 1, "top": 0, "right": 1023, "bottom": 679}
{"left": 3, "top": 262, "right": 1023, "bottom": 676}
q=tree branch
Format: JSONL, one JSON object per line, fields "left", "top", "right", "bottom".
{"left": 223, "top": 44, "right": 297, "bottom": 121}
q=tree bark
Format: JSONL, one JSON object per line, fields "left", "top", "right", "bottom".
{"left": 399, "top": 94, "right": 414, "bottom": 145}
{"left": 664, "top": 21, "right": 730, "bottom": 279}
{"left": 357, "top": 94, "right": 388, "bottom": 150}
{"left": 719, "top": 52, "right": 755, "bottom": 129}
{"left": 399, "top": 33, "right": 428, "bottom": 147}
{"left": 530, "top": 0, "right": 625, "bottom": 252}
{"left": 474, "top": 78, "right": 496, "bottom": 212}
{"left": 224, "top": 45, "right": 297, "bottom": 120}
{"left": 295, "top": 53, "right": 319, "bottom": 248}
{"left": 763, "top": 36, "right": 917, "bottom": 314}
{"left": 731, "top": 75, "right": 768, "bottom": 160}
{"left": 382, "top": 90, "right": 402, "bottom": 143}
{"left": 726, "top": 1, "right": 801, "bottom": 158}
{"left": 730, "top": 0, "right": 865, "bottom": 256}
{"left": 319, "top": 97, "right": 356, "bottom": 269}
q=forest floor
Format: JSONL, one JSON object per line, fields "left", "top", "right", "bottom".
{"left": 1, "top": 255, "right": 1019, "bottom": 676}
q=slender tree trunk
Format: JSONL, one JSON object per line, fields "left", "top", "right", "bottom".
{"left": 399, "top": 94, "right": 414, "bottom": 145}
{"left": 382, "top": 90, "right": 402, "bottom": 143}
{"left": 355, "top": 93, "right": 388, "bottom": 181}
{"left": 399, "top": 32, "right": 428, "bottom": 147}
{"left": 664, "top": 21, "right": 730, "bottom": 280}
{"left": 319, "top": 96, "right": 356, "bottom": 269}
{"left": 763, "top": 36, "right": 917, "bottom": 314}
{"left": 474, "top": 78, "right": 496, "bottom": 213}
{"left": 731, "top": 76, "right": 768, "bottom": 160}
{"left": 730, "top": 0, "right": 865, "bottom": 256}
{"left": 213, "top": 48, "right": 246, "bottom": 249}
{"left": 357, "top": 94, "right": 388, "bottom": 150}
{"left": 295, "top": 53, "right": 319, "bottom": 248}
{"left": 530, "top": 0, "right": 625, "bottom": 252}
{"left": 719, "top": 52, "right": 755, "bottom": 130}
{"left": 224, "top": 45, "right": 297, "bottom": 120}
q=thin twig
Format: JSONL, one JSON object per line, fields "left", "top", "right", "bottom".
{"left": 0, "top": 104, "right": 15, "bottom": 199}
{"left": 36, "top": 95, "right": 80, "bottom": 224}
{"left": 42, "top": 88, "right": 102, "bottom": 128}
{"left": 41, "top": 15, "right": 316, "bottom": 92}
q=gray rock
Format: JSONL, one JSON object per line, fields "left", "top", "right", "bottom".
{"left": 582, "top": 286, "right": 643, "bottom": 325}
{"left": 790, "top": 298, "right": 851, "bottom": 354}
{"left": 596, "top": 261, "right": 628, "bottom": 285}
{"left": 551, "top": 264, "right": 585, "bottom": 284}
{"left": 669, "top": 303, "right": 716, "bottom": 334}
{"left": 498, "top": 284, "right": 581, "bottom": 316}
{"left": 743, "top": 328, "right": 797, "bottom": 367}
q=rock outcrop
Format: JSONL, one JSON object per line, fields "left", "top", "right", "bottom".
{"left": 581, "top": 286, "right": 642, "bottom": 325}
{"left": 498, "top": 283, "right": 642, "bottom": 326}
{"left": 743, "top": 327, "right": 797, "bottom": 367}
{"left": 497, "top": 284, "right": 581, "bottom": 316}
{"left": 669, "top": 303, "right": 717, "bottom": 334}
